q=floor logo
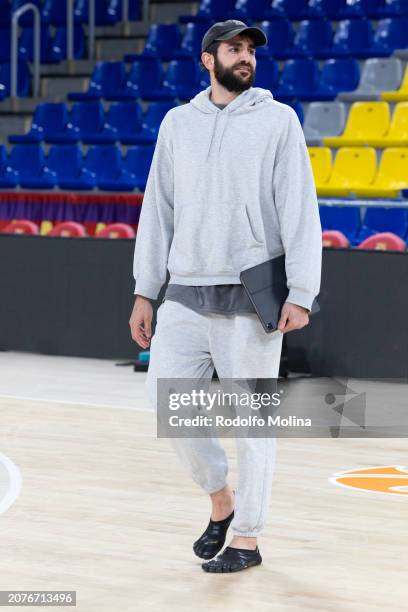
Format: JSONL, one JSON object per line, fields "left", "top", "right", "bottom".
{"left": 330, "top": 465, "right": 408, "bottom": 496}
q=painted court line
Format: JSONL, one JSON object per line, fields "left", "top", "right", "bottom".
{"left": 0, "top": 393, "right": 153, "bottom": 413}
{"left": 0, "top": 452, "right": 22, "bottom": 514}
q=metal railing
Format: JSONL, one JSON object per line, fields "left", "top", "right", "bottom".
{"left": 319, "top": 199, "right": 408, "bottom": 208}
{"left": 67, "top": 0, "right": 95, "bottom": 61}
{"left": 122, "top": 0, "right": 129, "bottom": 25}
{"left": 10, "top": 3, "right": 40, "bottom": 99}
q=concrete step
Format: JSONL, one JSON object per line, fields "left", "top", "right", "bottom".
{"left": 40, "top": 76, "right": 89, "bottom": 100}
{"left": 94, "top": 20, "right": 150, "bottom": 38}
{"left": 0, "top": 97, "right": 41, "bottom": 114}
{"left": 40, "top": 60, "right": 96, "bottom": 77}
{"left": 0, "top": 114, "right": 31, "bottom": 144}
{"left": 95, "top": 36, "right": 145, "bottom": 60}
{"left": 150, "top": 1, "right": 198, "bottom": 23}
{"left": 0, "top": 1, "right": 201, "bottom": 119}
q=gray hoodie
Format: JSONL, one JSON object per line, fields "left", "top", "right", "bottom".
{"left": 133, "top": 85, "right": 322, "bottom": 311}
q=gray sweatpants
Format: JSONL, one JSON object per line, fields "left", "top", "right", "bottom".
{"left": 145, "top": 298, "right": 284, "bottom": 537}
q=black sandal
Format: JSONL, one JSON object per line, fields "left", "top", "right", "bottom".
{"left": 201, "top": 546, "right": 262, "bottom": 573}
{"left": 193, "top": 491, "right": 235, "bottom": 560}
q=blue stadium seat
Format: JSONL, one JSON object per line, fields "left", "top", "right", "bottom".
{"left": 276, "top": 19, "right": 333, "bottom": 59}
{"left": 19, "top": 26, "right": 53, "bottom": 64}
{"left": 142, "top": 24, "right": 182, "bottom": 62}
{"left": 265, "top": 0, "right": 312, "bottom": 21}
{"left": 255, "top": 20, "right": 294, "bottom": 58}
{"left": 373, "top": 18, "right": 408, "bottom": 55}
{"left": 84, "top": 145, "right": 136, "bottom": 191}
{"left": 0, "top": 145, "right": 19, "bottom": 188}
{"left": 0, "top": 0, "right": 11, "bottom": 26}
{"left": 273, "top": 58, "right": 320, "bottom": 102}
{"left": 302, "top": 0, "right": 389, "bottom": 19}
{"left": 106, "top": 102, "right": 157, "bottom": 144}
{"left": 289, "top": 100, "right": 304, "bottom": 124}
{"left": 0, "top": 61, "right": 30, "bottom": 97}
{"left": 70, "top": 101, "right": 118, "bottom": 144}
{"left": 8, "top": 144, "right": 57, "bottom": 189}
{"left": 319, "top": 18, "right": 393, "bottom": 58}
{"left": 232, "top": 0, "right": 271, "bottom": 21}
{"left": 123, "top": 146, "right": 155, "bottom": 191}
{"left": 69, "top": 61, "right": 139, "bottom": 101}
{"left": 162, "top": 58, "right": 203, "bottom": 100}
{"left": 142, "top": 101, "right": 178, "bottom": 137}
{"left": 44, "top": 0, "right": 128, "bottom": 26}
{"left": 200, "top": 69, "right": 210, "bottom": 89}
{"left": 173, "top": 23, "right": 209, "bottom": 59}
{"left": 42, "top": 0, "right": 84, "bottom": 25}
{"left": 352, "top": 207, "right": 408, "bottom": 245}
{"left": 300, "top": 58, "right": 360, "bottom": 101}
{"left": 42, "top": 0, "right": 65, "bottom": 25}
{"left": 126, "top": 57, "right": 175, "bottom": 101}
{"left": 105, "top": 0, "right": 141, "bottom": 22}
{"left": 48, "top": 25, "right": 85, "bottom": 62}
{"left": 9, "top": 103, "right": 80, "bottom": 144}
{"left": 47, "top": 144, "right": 96, "bottom": 190}
{"left": 179, "top": 0, "right": 235, "bottom": 24}
{"left": 1, "top": 25, "right": 60, "bottom": 64}
{"left": 319, "top": 205, "right": 361, "bottom": 243}
{"left": 300, "top": 0, "right": 345, "bottom": 20}
{"left": 377, "top": 0, "right": 408, "bottom": 17}
{"left": 336, "top": 0, "right": 385, "bottom": 19}
{"left": 75, "top": 0, "right": 118, "bottom": 25}
{"left": 0, "top": 27, "right": 10, "bottom": 61}
{"left": 253, "top": 56, "right": 279, "bottom": 90}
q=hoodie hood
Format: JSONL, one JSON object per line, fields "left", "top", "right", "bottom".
{"left": 190, "top": 86, "right": 274, "bottom": 159}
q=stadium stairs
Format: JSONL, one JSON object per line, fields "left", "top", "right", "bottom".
{"left": 0, "top": 0, "right": 198, "bottom": 140}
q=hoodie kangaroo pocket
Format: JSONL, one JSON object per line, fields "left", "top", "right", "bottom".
{"left": 168, "top": 201, "right": 267, "bottom": 277}
{"left": 244, "top": 204, "right": 264, "bottom": 246}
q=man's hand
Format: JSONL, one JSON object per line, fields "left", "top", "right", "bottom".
{"left": 129, "top": 295, "right": 153, "bottom": 349}
{"left": 277, "top": 301, "right": 310, "bottom": 334}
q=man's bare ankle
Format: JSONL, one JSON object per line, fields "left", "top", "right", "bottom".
{"left": 210, "top": 485, "right": 235, "bottom": 520}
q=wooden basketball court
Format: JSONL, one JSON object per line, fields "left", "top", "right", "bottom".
{"left": 0, "top": 351, "right": 406, "bottom": 611}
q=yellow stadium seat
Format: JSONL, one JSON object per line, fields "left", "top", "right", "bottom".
{"left": 352, "top": 148, "right": 408, "bottom": 198}
{"left": 381, "top": 65, "right": 408, "bottom": 102}
{"left": 40, "top": 220, "right": 53, "bottom": 235}
{"left": 316, "top": 147, "right": 377, "bottom": 197}
{"left": 308, "top": 147, "right": 332, "bottom": 190}
{"left": 366, "top": 103, "right": 408, "bottom": 148}
{"left": 323, "top": 102, "right": 390, "bottom": 148}
{"left": 95, "top": 222, "right": 107, "bottom": 234}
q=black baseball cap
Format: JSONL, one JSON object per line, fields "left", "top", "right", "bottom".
{"left": 201, "top": 19, "right": 268, "bottom": 53}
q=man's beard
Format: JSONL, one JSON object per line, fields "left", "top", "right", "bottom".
{"left": 213, "top": 54, "right": 255, "bottom": 93}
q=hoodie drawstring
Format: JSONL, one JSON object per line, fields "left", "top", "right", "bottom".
{"left": 207, "top": 112, "right": 220, "bottom": 160}
{"left": 192, "top": 86, "right": 274, "bottom": 160}
{"left": 218, "top": 113, "right": 228, "bottom": 153}
{"left": 207, "top": 111, "right": 229, "bottom": 159}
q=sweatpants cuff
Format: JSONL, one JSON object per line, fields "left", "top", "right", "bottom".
{"left": 200, "top": 480, "right": 228, "bottom": 494}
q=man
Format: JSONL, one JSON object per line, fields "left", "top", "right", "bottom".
{"left": 129, "top": 20, "right": 322, "bottom": 573}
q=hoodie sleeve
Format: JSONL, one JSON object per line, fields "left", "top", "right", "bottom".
{"left": 272, "top": 107, "right": 322, "bottom": 312}
{"left": 133, "top": 114, "right": 174, "bottom": 300}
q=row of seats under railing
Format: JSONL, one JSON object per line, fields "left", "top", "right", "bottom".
{"left": 2, "top": 220, "right": 408, "bottom": 251}
{"left": 5, "top": 0, "right": 150, "bottom": 104}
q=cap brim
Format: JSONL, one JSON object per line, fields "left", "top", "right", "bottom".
{"left": 214, "top": 26, "right": 267, "bottom": 48}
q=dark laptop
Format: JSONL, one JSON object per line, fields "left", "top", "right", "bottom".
{"left": 240, "top": 253, "right": 320, "bottom": 334}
